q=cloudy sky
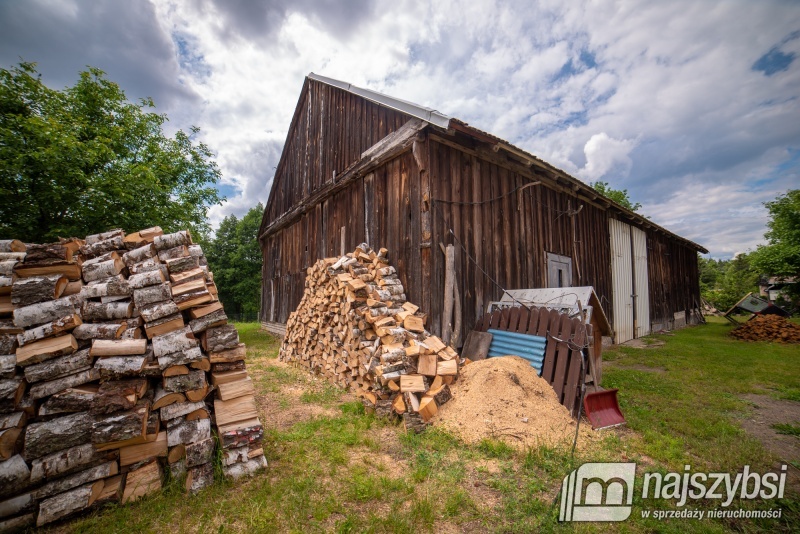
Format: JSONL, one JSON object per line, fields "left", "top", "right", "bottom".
{"left": 1, "top": 0, "right": 798, "bottom": 258}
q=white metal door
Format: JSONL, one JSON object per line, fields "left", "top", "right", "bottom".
{"left": 631, "top": 226, "right": 650, "bottom": 339}
{"left": 610, "top": 219, "right": 634, "bottom": 343}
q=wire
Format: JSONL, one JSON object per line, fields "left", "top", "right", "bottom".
{"left": 431, "top": 181, "right": 540, "bottom": 206}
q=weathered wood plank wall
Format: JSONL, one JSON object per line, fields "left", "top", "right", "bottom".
{"left": 260, "top": 79, "right": 702, "bottom": 341}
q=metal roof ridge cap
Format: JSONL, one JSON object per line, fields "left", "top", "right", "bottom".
{"left": 308, "top": 72, "right": 451, "bottom": 129}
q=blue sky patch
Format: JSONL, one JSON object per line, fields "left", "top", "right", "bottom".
{"left": 752, "top": 47, "right": 795, "bottom": 76}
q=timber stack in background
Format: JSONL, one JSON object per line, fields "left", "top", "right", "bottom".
{"left": 280, "top": 244, "right": 459, "bottom": 431}
{"left": 0, "top": 229, "right": 266, "bottom": 531}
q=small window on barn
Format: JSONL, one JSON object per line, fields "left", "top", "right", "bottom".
{"left": 546, "top": 253, "right": 572, "bottom": 288}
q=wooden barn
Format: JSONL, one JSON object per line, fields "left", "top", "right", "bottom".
{"left": 258, "top": 73, "right": 707, "bottom": 344}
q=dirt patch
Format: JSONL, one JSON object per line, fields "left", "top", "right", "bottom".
{"left": 738, "top": 393, "right": 800, "bottom": 489}
{"left": 731, "top": 315, "right": 800, "bottom": 343}
{"left": 250, "top": 359, "right": 350, "bottom": 431}
{"left": 619, "top": 338, "right": 666, "bottom": 349}
{"left": 739, "top": 394, "right": 800, "bottom": 463}
{"left": 433, "top": 356, "right": 593, "bottom": 450}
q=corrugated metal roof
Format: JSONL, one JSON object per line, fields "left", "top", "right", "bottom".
{"left": 307, "top": 73, "right": 707, "bottom": 253}
{"left": 487, "top": 329, "right": 547, "bottom": 374}
{"left": 308, "top": 73, "right": 451, "bottom": 129}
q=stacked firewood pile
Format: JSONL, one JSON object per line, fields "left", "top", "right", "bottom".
{"left": 280, "top": 244, "right": 459, "bottom": 432}
{"left": 0, "top": 229, "right": 266, "bottom": 531}
{"left": 730, "top": 314, "right": 800, "bottom": 343}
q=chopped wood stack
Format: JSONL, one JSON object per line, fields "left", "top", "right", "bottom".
{"left": 0, "top": 228, "right": 266, "bottom": 530}
{"left": 280, "top": 244, "right": 460, "bottom": 432}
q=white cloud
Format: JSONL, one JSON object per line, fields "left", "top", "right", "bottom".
{"left": 2, "top": 0, "right": 798, "bottom": 258}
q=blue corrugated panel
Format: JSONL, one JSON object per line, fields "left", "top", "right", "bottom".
{"left": 487, "top": 329, "right": 548, "bottom": 375}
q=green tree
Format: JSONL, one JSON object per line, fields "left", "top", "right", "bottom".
{"left": 0, "top": 62, "right": 223, "bottom": 242}
{"left": 591, "top": 180, "right": 642, "bottom": 211}
{"left": 206, "top": 204, "right": 263, "bottom": 317}
{"left": 703, "top": 253, "right": 760, "bottom": 311}
{"left": 750, "top": 189, "right": 800, "bottom": 300}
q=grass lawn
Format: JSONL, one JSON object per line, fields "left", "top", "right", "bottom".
{"left": 51, "top": 318, "right": 799, "bottom": 533}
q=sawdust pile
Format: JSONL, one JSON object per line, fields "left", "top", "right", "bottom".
{"left": 433, "top": 356, "right": 584, "bottom": 449}
{"left": 730, "top": 314, "right": 800, "bottom": 343}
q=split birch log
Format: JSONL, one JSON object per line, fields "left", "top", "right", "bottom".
{"left": 0, "top": 455, "right": 31, "bottom": 499}
{"left": 221, "top": 446, "right": 249, "bottom": 466}
{"left": 24, "top": 411, "right": 95, "bottom": 459}
{"left": 80, "top": 234, "right": 125, "bottom": 258}
{"left": 139, "top": 300, "right": 180, "bottom": 323}
{"left": 167, "top": 418, "right": 211, "bottom": 448}
{"left": 61, "top": 279, "right": 84, "bottom": 297}
{"left": 223, "top": 455, "right": 267, "bottom": 480}
{"left": 90, "top": 404, "right": 148, "bottom": 446}
{"left": 185, "top": 385, "right": 209, "bottom": 403}
{"left": 188, "top": 309, "right": 228, "bottom": 334}
{"left": 152, "top": 386, "right": 186, "bottom": 410}
{"left": 10, "top": 274, "right": 68, "bottom": 307}
{"left": 0, "top": 240, "right": 25, "bottom": 253}
{"left": 0, "top": 261, "right": 16, "bottom": 276}
{"left": 185, "top": 437, "right": 214, "bottom": 468}
{"left": 171, "top": 278, "right": 205, "bottom": 298}
{"left": 133, "top": 283, "right": 172, "bottom": 309}
{"left": 211, "top": 370, "right": 248, "bottom": 386}
{"left": 122, "top": 244, "right": 157, "bottom": 268}
{"left": 0, "top": 427, "right": 22, "bottom": 460}
{"left": 209, "top": 343, "right": 246, "bottom": 364}
{"left": 0, "top": 513, "right": 35, "bottom": 532}
{"left": 152, "top": 327, "right": 197, "bottom": 358}
{"left": 169, "top": 268, "right": 205, "bottom": 286}
{"left": 160, "top": 401, "right": 204, "bottom": 421}
{"left": 90, "top": 339, "right": 147, "bottom": 357}
{"left": 154, "top": 231, "right": 192, "bottom": 252}
{"left": 38, "top": 385, "right": 98, "bottom": 416}
{"left": 94, "top": 356, "right": 147, "bottom": 377}
{"left": 90, "top": 379, "right": 147, "bottom": 415}
{"left": 34, "top": 460, "right": 118, "bottom": 500}
{"left": 0, "top": 355, "right": 14, "bottom": 379}
{"left": 119, "top": 431, "right": 167, "bottom": 466}
{"left": 185, "top": 461, "right": 213, "bottom": 494}
{"left": 0, "top": 336, "right": 16, "bottom": 355}
{"left": 214, "top": 395, "right": 258, "bottom": 428}
{"left": 0, "top": 493, "right": 35, "bottom": 520}
{"left": 29, "top": 368, "right": 100, "bottom": 400}
{"left": 157, "top": 346, "right": 203, "bottom": 370}
{"left": 15, "top": 334, "right": 77, "bottom": 367}
{"left": 0, "top": 278, "right": 12, "bottom": 299}
{"left": 23, "top": 348, "right": 93, "bottom": 383}
{"left": 163, "top": 369, "right": 206, "bottom": 394}
{"left": 72, "top": 322, "right": 125, "bottom": 341}
{"left": 24, "top": 244, "right": 72, "bottom": 264}
{"left": 217, "top": 377, "right": 254, "bottom": 401}
{"left": 16, "top": 313, "right": 82, "bottom": 347}
{"left": 13, "top": 260, "right": 82, "bottom": 281}
{"left": 165, "top": 256, "right": 198, "bottom": 274}
{"left": 127, "top": 269, "right": 165, "bottom": 289}
{"left": 81, "top": 300, "right": 133, "bottom": 322}
{"left": 123, "top": 227, "right": 162, "bottom": 249}
{"left": 0, "top": 412, "right": 25, "bottom": 430}
{"left": 157, "top": 246, "right": 189, "bottom": 262}
{"left": 188, "top": 301, "right": 223, "bottom": 320}
{"left": 173, "top": 289, "right": 212, "bottom": 311}
{"left": 0, "top": 377, "right": 26, "bottom": 410}
{"left": 84, "top": 229, "right": 124, "bottom": 246}
{"left": 82, "top": 257, "right": 125, "bottom": 283}
{"left": 80, "top": 277, "right": 130, "bottom": 299}
{"left": 13, "top": 295, "right": 80, "bottom": 328}
{"left": 144, "top": 313, "right": 185, "bottom": 338}
{"left": 37, "top": 480, "right": 104, "bottom": 526}
{"left": 96, "top": 474, "right": 123, "bottom": 504}
{"left": 119, "top": 327, "right": 142, "bottom": 340}
{"left": 81, "top": 251, "right": 119, "bottom": 269}
{"left": 202, "top": 324, "right": 239, "bottom": 352}
{"left": 218, "top": 422, "right": 263, "bottom": 449}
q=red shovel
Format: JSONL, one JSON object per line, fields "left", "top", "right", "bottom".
{"left": 583, "top": 388, "right": 627, "bottom": 430}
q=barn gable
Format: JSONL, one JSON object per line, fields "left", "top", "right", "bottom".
{"left": 259, "top": 74, "right": 706, "bottom": 343}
